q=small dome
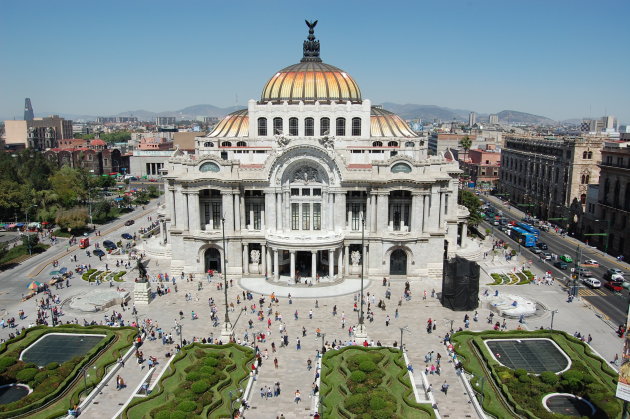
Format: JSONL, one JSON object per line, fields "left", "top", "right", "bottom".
{"left": 370, "top": 107, "right": 416, "bottom": 138}
{"left": 207, "top": 109, "right": 248, "bottom": 138}
{"left": 261, "top": 62, "right": 361, "bottom": 104}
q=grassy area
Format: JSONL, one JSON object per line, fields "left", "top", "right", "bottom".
{"left": 320, "top": 347, "right": 435, "bottom": 418}
{"left": 489, "top": 271, "right": 532, "bottom": 286}
{"left": 0, "top": 243, "right": 50, "bottom": 266}
{"left": 451, "top": 330, "right": 622, "bottom": 419}
{"left": 123, "top": 343, "right": 254, "bottom": 419}
{"left": 0, "top": 325, "right": 135, "bottom": 419}
{"left": 81, "top": 269, "right": 126, "bottom": 282}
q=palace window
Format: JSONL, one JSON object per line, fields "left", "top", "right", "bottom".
{"left": 291, "top": 203, "right": 300, "bottom": 230}
{"left": 302, "top": 203, "right": 310, "bottom": 230}
{"left": 372, "top": 141, "right": 383, "bottom": 147}
{"left": 388, "top": 141, "right": 399, "bottom": 147}
{"left": 273, "top": 117, "right": 283, "bottom": 134}
{"left": 351, "top": 117, "right": 361, "bottom": 136}
{"left": 320, "top": 117, "right": 330, "bottom": 135}
{"left": 289, "top": 117, "right": 298, "bottom": 136}
{"left": 305, "top": 117, "right": 314, "bottom": 136}
{"left": 221, "top": 141, "right": 231, "bottom": 147}
{"left": 336, "top": 117, "right": 346, "bottom": 136}
{"left": 313, "top": 204, "right": 321, "bottom": 230}
{"left": 236, "top": 141, "right": 247, "bottom": 147}
{"left": 258, "top": 118, "right": 267, "bottom": 136}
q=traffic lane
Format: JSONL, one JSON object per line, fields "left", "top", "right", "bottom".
{"left": 580, "top": 293, "right": 628, "bottom": 326}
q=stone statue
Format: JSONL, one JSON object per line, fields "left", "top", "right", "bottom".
{"left": 318, "top": 135, "right": 335, "bottom": 149}
{"left": 292, "top": 166, "right": 320, "bottom": 183}
{"left": 137, "top": 258, "right": 148, "bottom": 282}
{"left": 171, "top": 144, "right": 184, "bottom": 158}
{"left": 250, "top": 249, "right": 260, "bottom": 265}
{"left": 350, "top": 250, "right": 361, "bottom": 266}
{"left": 275, "top": 132, "right": 290, "bottom": 148}
{"left": 302, "top": 20, "right": 321, "bottom": 61}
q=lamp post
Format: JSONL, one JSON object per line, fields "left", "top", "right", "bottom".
{"left": 321, "top": 332, "right": 326, "bottom": 353}
{"left": 175, "top": 322, "right": 183, "bottom": 348}
{"left": 550, "top": 309, "right": 558, "bottom": 330}
{"left": 355, "top": 214, "right": 367, "bottom": 338}
{"left": 221, "top": 217, "right": 232, "bottom": 340}
{"left": 88, "top": 169, "right": 94, "bottom": 230}
{"left": 228, "top": 389, "right": 243, "bottom": 419}
{"left": 399, "top": 326, "right": 409, "bottom": 350}
{"left": 25, "top": 204, "right": 38, "bottom": 255}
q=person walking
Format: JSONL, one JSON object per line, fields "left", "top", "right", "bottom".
{"left": 441, "top": 381, "right": 449, "bottom": 396}
{"left": 294, "top": 389, "right": 301, "bottom": 404}
{"left": 274, "top": 357, "right": 278, "bottom": 369}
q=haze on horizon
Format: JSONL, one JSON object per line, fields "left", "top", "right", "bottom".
{"left": 1, "top": 0, "right": 629, "bottom": 123}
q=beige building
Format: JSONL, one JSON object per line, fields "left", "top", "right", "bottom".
{"left": 3, "top": 115, "right": 73, "bottom": 150}
{"left": 581, "top": 140, "right": 630, "bottom": 259}
{"left": 498, "top": 135, "right": 603, "bottom": 232}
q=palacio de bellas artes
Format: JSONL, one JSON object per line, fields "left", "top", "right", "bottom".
{"left": 145, "top": 22, "right": 478, "bottom": 286}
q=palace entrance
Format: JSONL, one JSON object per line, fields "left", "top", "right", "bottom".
{"left": 204, "top": 248, "right": 221, "bottom": 273}
{"left": 296, "top": 251, "right": 312, "bottom": 278}
{"left": 390, "top": 249, "right": 407, "bottom": 275}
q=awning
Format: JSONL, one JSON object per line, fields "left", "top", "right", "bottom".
{"left": 114, "top": 197, "right": 124, "bottom": 202}
{"left": 27, "top": 281, "right": 42, "bottom": 290}
{"left": 7, "top": 224, "right": 16, "bottom": 228}
{"left": 49, "top": 270, "right": 61, "bottom": 275}
{"left": 15, "top": 223, "right": 24, "bottom": 227}
{"left": 59, "top": 267, "right": 68, "bottom": 274}
{"left": 42, "top": 221, "right": 50, "bottom": 225}
{"left": 28, "top": 222, "right": 40, "bottom": 228}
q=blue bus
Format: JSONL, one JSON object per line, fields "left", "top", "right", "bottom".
{"left": 510, "top": 227, "right": 537, "bottom": 247}
{"left": 517, "top": 222, "right": 540, "bottom": 237}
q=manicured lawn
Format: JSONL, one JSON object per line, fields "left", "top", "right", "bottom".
{"left": 320, "top": 347, "right": 434, "bottom": 418}
{"left": 0, "top": 244, "right": 50, "bottom": 266}
{"left": 0, "top": 325, "right": 135, "bottom": 419}
{"left": 123, "top": 343, "right": 254, "bottom": 419}
{"left": 451, "top": 330, "right": 622, "bottom": 419}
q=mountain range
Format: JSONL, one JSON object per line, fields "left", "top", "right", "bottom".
{"left": 24, "top": 103, "right": 558, "bottom": 126}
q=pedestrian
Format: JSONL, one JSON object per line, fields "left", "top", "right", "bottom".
{"left": 614, "top": 353, "right": 619, "bottom": 365}
{"left": 294, "top": 389, "right": 301, "bottom": 404}
{"left": 274, "top": 357, "right": 278, "bottom": 369}
{"left": 296, "top": 338, "right": 301, "bottom": 350}
{"left": 441, "top": 381, "right": 449, "bottom": 396}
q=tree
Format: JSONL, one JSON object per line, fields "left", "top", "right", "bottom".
{"left": 459, "top": 135, "right": 472, "bottom": 168}
{"left": 22, "top": 233, "right": 39, "bottom": 249}
{"left": 49, "top": 167, "right": 85, "bottom": 208}
{"left": 92, "top": 200, "right": 113, "bottom": 224}
{"left": 458, "top": 189, "right": 483, "bottom": 226}
{"left": 55, "top": 207, "right": 88, "bottom": 231}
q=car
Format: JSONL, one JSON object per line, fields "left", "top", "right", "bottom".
{"left": 605, "top": 281, "right": 624, "bottom": 292}
{"left": 583, "top": 259, "right": 599, "bottom": 267}
{"left": 607, "top": 268, "right": 624, "bottom": 276}
{"left": 582, "top": 277, "right": 601, "bottom": 288}
{"left": 559, "top": 254, "right": 573, "bottom": 263}
{"left": 121, "top": 233, "right": 133, "bottom": 240}
{"left": 103, "top": 240, "right": 117, "bottom": 250}
{"left": 530, "top": 247, "right": 543, "bottom": 255}
{"left": 93, "top": 249, "right": 105, "bottom": 257}
{"left": 493, "top": 219, "right": 500, "bottom": 226}
{"left": 554, "top": 261, "right": 568, "bottom": 270}
{"left": 604, "top": 269, "right": 625, "bottom": 281}
{"left": 124, "top": 219, "right": 135, "bottom": 226}
{"left": 542, "top": 252, "right": 552, "bottom": 260}
{"left": 577, "top": 267, "right": 594, "bottom": 277}
{"left": 536, "top": 242, "right": 548, "bottom": 250}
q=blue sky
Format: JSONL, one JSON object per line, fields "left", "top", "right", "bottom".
{"left": 2, "top": 0, "right": 629, "bottom": 123}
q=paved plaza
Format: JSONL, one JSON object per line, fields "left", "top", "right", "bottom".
{"left": 0, "top": 201, "right": 626, "bottom": 418}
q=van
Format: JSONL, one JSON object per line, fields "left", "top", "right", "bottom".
{"left": 582, "top": 277, "right": 601, "bottom": 288}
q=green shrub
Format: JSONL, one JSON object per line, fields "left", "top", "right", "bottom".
{"left": 16, "top": 367, "right": 39, "bottom": 382}
{"left": 199, "top": 366, "right": 214, "bottom": 375}
{"left": 177, "top": 400, "right": 197, "bottom": 412}
{"left": 539, "top": 371, "right": 559, "bottom": 385}
{"left": 46, "top": 362, "right": 59, "bottom": 370}
{"left": 186, "top": 372, "right": 201, "bottom": 382}
{"left": 517, "top": 374, "right": 531, "bottom": 383}
{"left": 154, "top": 411, "right": 171, "bottom": 419}
{"left": 370, "top": 396, "right": 387, "bottom": 410}
{"left": 191, "top": 380, "right": 209, "bottom": 394}
{"left": 345, "top": 393, "right": 368, "bottom": 410}
{"left": 170, "top": 411, "right": 187, "bottom": 419}
{"left": 514, "top": 368, "right": 528, "bottom": 378}
{"left": 0, "top": 357, "right": 17, "bottom": 370}
{"left": 204, "top": 357, "right": 219, "bottom": 367}
{"left": 359, "top": 360, "right": 377, "bottom": 372}
{"left": 349, "top": 370, "right": 367, "bottom": 383}
{"left": 33, "top": 371, "right": 49, "bottom": 385}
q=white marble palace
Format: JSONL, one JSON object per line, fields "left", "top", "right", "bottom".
{"left": 154, "top": 22, "right": 474, "bottom": 281}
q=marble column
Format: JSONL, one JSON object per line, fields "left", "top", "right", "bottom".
{"left": 411, "top": 193, "right": 423, "bottom": 233}
{"left": 242, "top": 243, "right": 249, "bottom": 274}
{"left": 370, "top": 192, "right": 377, "bottom": 232}
{"left": 262, "top": 244, "right": 268, "bottom": 276}
{"left": 365, "top": 193, "right": 371, "bottom": 233}
{"left": 273, "top": 249, "right": 279, "bottom": 281}
{"left": 376, "top": 193, "right": 389, "bottom": 230}
{"left": 462, "top": 222, "right": 468, "bottom": 242}
{"left": 168, "top": 188, "right": 176, "bottom": 225}
{"left": 188, "top": 191, "right": 200, "bottom": 232}
{"left": 428, "top": 187, "right": 439, "bottom": 231}
{"left": 233, "top": 191, "right": 241, "bottom": 232}
{"left": 337, "top": 248, "right": 343, "bottom": 278}
{"left": 265, "top": 192, "right": 275, "bottom": 231}
{"left": 328, "top": 249, "right": 334, "bottom": 278}
{"left": 344, "top": 245, "right": 350, "bottom": 274}
{"left": 276, "top": 192, "right": 282, "bottom": 231}
{"left": 290, "top": 250, "right": 296, "bottom": 280}
{"left": 283, "top": 191, "right": 290, "bottom": 231}
{"left": 311, "top": 251, "right": 317, "bottom": 278}
{"left": 328, "top": 192, "right": 334, "bottom": 231}
{"left": 334, "top": 192, "right": 346, "bottom": 230}
{"left": 177, "top": 189, "right": 189, "bottom": 231}
{"left": 422, "top": 194, "right": 428, "bottom": 233}
{"left": 222, "top": 191, "right": 234, "bottom": 233}
{"left": 363, "top": 245, "right": 368, "bottom": 274}
{"left": 322, "top": 191, "right": 328, "bottom": 230}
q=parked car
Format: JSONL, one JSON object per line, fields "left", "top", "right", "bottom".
{"left": 583, "top": 259, "right": 599, "bottom": 267}
{"left": 530, "top": 247, "right": 543, "bottom": 255}
{"left": 93, "top": 249, "right": 105, "bottom": 257}
{"left": 604, "top": 269, "right": 625, "bottom": 281}
{"left": 537, "top": 242, "right": 548, "bottom": 250}
{"left": 554, "top": 261, "right": 568, "bottom": 270}
{"left": 605, "top": 281, "right": 624, "bottom": 292}
{"left": 560, "top": 254, "right": 573, "bottom": 263}
{"left": 582, "top": 277, "right": 601, "bottom": 288}
{"left": 607, "top": 268, "right": 624, "bottom": 276}
{"left": 542, "top": 252, "right": 552, "bottom": 261}
{"left": 124, "top": 219, "right": 135, "bottom": 226}
{"left": 577, "top": 267, "right": 594, "bottom": 277}
{"left": 121, "top": 233, "right": 133, "bottom": 240}
{"left": 103, "top": 240, "right": 117, "bottom": 250}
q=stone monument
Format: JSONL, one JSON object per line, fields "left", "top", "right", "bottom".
{"left": 133, "top": 258, "right": 152, "bottom": 305}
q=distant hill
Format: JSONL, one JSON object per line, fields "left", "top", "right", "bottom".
{"left": 497, "top": 110, "right": 556, "bottom": 126}
{"left": 115, "top": 104, "right": 243, "bottom": 121}
{"left": 380, "top": 103, "right": 470, "bottom": 121}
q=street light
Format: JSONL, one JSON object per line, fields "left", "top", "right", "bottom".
{"left": 25, "top": 204, "right": 38, "bottom": 255}
{"left": 228, "top": 388, "right": 243, "bottom": 419}
{"left": 88, "top": 169, "right": 95, "bottom": 230}
{"left": 399, "top": 326, "right": 410, "bottom": 350}
{"left": 550, "top": 309, "right": 558, "bottom": 330}
{"left": 221, "top": 217, "right": 232, "bottom": 340}
{"left": 320, "top": 332, "right": 326, "bottom": 353}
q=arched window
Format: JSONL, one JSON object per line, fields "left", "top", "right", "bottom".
{"left": 221, "top": 141, "right": 232, "bottom": 147}
{"left": 388, "top": 141, "right": 399, "bottom": 147}
{"left": 273, "top": 117, "right": 283, "bottom": 134}
{"left": 405, "top": 141, "right": 415, "bottom": 147}
{"left": 587, "top": 151, "right": 593, "bottom": 159}
{"left": 351, "top": 117, "right": 361, "bottom": 136}
{"left": 257, "top": 117, "right": 267, "bottom": 136}
{"left": 320, "top": 117, "right": 330, "bottom": 135}
{"left": 203, "top": 142, "right": 214, "bottom": 147}
{"left": 583, "top": 151, "right": 588, "bottom": 159}
{"left": 581, "top": 194, "right": 586, "bottom": 204}
{"left": 236, "top": 141, "right": 247, "bottom": 147}
{"left": 581, "top": 174, "right": 586, "bottom": 184}
{"left": 305, "top": 117, "right": 314, "bottom": 136}
{"left": 336, "top": 117, "right": 346, "bottom": 136}
{"left": 586, "top": 175, "right": 590, "bottom": 184}
{"left": 289, "top": 117, "right": 298, "bottom": 136}
{"left": 372, "top": 141, "right": 383, "bottom": 147}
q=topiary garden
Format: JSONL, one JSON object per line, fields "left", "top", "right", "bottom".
{"left": 320, "top": 347, "right": 435, "bottom": 418}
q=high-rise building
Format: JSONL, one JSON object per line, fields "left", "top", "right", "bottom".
{"left": 156, "top": 116, "right": 176, "bottom": 125}
{"left": 24, "top": 98, "right": 34, "bottom": 121}
{"left": 468, "top": 112, "right": 477, "bottom": 127}
{"left": 488, "top": 114, "right": 499, "bottom": 125}
{"left": 3, "top": 115, "right": 73, "bottom": 150}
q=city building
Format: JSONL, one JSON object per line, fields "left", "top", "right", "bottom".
{"left": 468, "top": 112, "right": 477, "bottom": 127}
{"left": 488, "top": 114, "right": 499, "bottom": 125}
{"left": 23, "top": 98, "right": 34, "bottom": 121}
{"left": 129, "top": 150, "right": 170, "bottom": 177}
{"left": 137, "top": 137, "right": 173, "bottom": 150}
{"left": 43, "top": 145, "right": 127, "bottom": 174}
{"left": 498, "top": 135, "right": 603, "bottom": 231}
{"left": 144, "top": 23, "right": 477, "bottom": 281}
{"left": 96, "top": 116, "right": 139, "bottom": 124}
{"left": 460, "top": 146, "right": 501, "bottom": 188}
{"left": 156, "top": 116, "right": 176, "bottom": 126}
{"left": 581, "top": 140, "right": 630, "bottom": 260}
{"left": 3, "top": 115, "right": 73, "bottom": 150}
{"left": 428, "top": 132, "right": 501, "bottom": 156}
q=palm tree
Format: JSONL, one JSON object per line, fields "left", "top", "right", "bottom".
{"left": 459, "top": 135, "right": 472, "bottom": 175}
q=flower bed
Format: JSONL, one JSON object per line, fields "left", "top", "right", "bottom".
{"left": 451, "top": 330, "right": 621, "bottom": 419}
{"left": 81, "top": 270, "right": 126, "bottom": 282}
{"left": 123, "top": 343, "right": 254, "bottom": 419}
{"left": 0, "top": 325, "right": 135, "bottom": 419}
{"left": 320, "top": 347, "right": 434, "bottom": 418}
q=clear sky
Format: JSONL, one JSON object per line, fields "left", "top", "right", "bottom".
{"left": 1, "top": 0, "right": 629, "bottom": 123}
